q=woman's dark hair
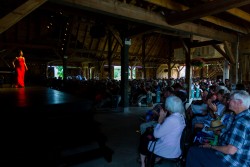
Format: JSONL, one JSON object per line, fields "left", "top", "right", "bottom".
{"left": 163, "top": 86, "right": 174, "bottom": 94}
{"left": 206, "top": 93, "right": 215, "bottom": 100}
{"left": 209, "top": 85, "right": 217, "bottom": 92}
{"left": 18, "top": 50, "right": 23, "bottom": 56}
{"left": 223, "top": 93, "right": 230, "bottom": 101}
{"left": 217, "top": 89, "right": 225, "bottom": 96}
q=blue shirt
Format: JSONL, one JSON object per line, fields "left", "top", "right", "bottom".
{"left": 217, "top": 109, "right": 250, "bottom": 167}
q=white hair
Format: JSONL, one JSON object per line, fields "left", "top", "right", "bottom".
{"left": 231, "top": 90, "right": 250, "bottom": 108}
{"left": 165, "top": 95, "right": 185, "bottom": 116}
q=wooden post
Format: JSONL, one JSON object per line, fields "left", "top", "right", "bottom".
{"left": 223, "top": 60, "right": 230, "bottom": 83}
{"left": 142, "top": 36, "right": 146, "bottom": 79}
{"left": 108, "top": 30, "right": 112, "bottom": 79}
{"left": 120, "top": 28, "right": 130, "bottom": 112}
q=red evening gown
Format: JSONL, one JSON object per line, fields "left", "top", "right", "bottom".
{"left": 15, "top": 57, "right": 26, "bottom": 87}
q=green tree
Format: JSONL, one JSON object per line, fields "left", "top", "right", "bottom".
{"left": 56, "top": 66, "right": 64, "bottom": 79}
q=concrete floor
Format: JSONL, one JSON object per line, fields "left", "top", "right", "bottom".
{"left": 0, "top": 86, "right": 151, "bottom": 167}
{"left": 73, "top": 107, "right": 149, "bottom": 167}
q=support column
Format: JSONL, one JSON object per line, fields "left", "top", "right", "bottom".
{"left": 206, "top": 65, "right": 209, "bottom": 78}
{"left": 120, "top": 33, "right": 131, "bottom": 112}
{"left": 180, "top": 37, "right": 192, "bottom": 101}
{"left": 142, "top": 36, "right": 146, "bottom": 79}
{"left": 229, "top": 36, "right": 239, "bottom": 84}
{"left": 59, "top": 16, "right": 71, "bottom": 85}
{"left": 238, "top": 54, "right": 243, "bottom": 84}
{"left": 200, "top": 67, "right": 203, "bottom": 78}
{"left": 45, "top": 62, "right": 49, "bottom": 78}
{"left": 62, "top": 56, "right": 68, "bottom": 81}
{"left": 167, "top": 61, "right": 171, "bottom": 79}
{"left": 129, "top": 66, "right": 133, "bottom": 79}
{"left": 185, "top": 47, "right": 192, "bottom": 101}
{"left": 235, "top": 36, "right": 239, "bottom": 84}
{"left": 108, "top": 30, "right": 112, "bottom": 79}
{"left": 223, "top": 60, "right": 230, "bottom": 83}
{"left": 88, "top": 63, "right": 92, "bottom": 80}
{"left": 85, "top": 67, "right": 88, "bottom": 79}
{"left": 167, "top": 40, "right": 173, "bottom": 79}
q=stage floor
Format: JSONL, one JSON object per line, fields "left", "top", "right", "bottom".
{"left": 0, "top": 86, "right": 91, "bottom": 110}
{"left": 0, "top": 86, "right": 107, "bottom": 166}
{"left": 0, "top": 86, "right": 149, "bottom": 167}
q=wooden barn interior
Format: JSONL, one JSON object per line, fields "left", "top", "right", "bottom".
{"left": 1, "top": 0, "right": 250, "bottom": 85}
{"left": 1, "top": 1, "right": 250, "bottom": 167}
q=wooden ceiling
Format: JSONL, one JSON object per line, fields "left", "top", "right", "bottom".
{"left": 1, "top": 0, "right": 250, "bottom": 67}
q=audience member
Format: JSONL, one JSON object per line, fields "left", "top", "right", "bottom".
{"left": 186, "top": 90, "right": 250, "bottom": 167}
{"left": 139, "top": 104, "right": 161, "bottom": 135}
{"left": 139, "top": 96, "right": 186, "bottom": 167}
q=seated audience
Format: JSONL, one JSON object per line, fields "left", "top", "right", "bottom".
{"left": 193, "top": 119, "right": 224, "bottom": 146}
{"left": 186, "top": 90, "right": 250, "bottom": 167}
{"left": 188, "top": 89, "right": 209, "bottom": 117}
{"left": 194, "top": 89, "right": 226, "bottom": 136}
{"left": 173, "top": 83, "right": 188, "bottom": 103}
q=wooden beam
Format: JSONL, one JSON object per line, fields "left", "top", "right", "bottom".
{"left": 227, "top": 8, "right": 250, "bottom": 22}
{"left": 153, "top": 29, "right": 190, "bottom": 38}
{"left": 202, "top": 57, "right": 225, "bottom": 62}
{"left": 146, "top": 35, "right": 161, "bottom": 56}
{"left": 224, "top": 41, "right": 236, "bottom": 64}
{"left": 190, "top": 40, "right": 222, "bottom": 48}
{"left": 127, "top": 27, "right": 157, "bottom": 38}
{"left": 201, "top": 15, "right": 249, "bottom": 34}
{"left": 3, "top": 42, "right": 54, "bottom": 50}
{"left": 144, "top": 0, "right": 250, "bottom": 34}
{"left": 179, "top": 38, "right": 189, "bottom": 54}
{"left": 50, "top": 0, "right": 237, "bottom": 42}
{"left": 107, "top": 26, "right": 123, "bottom": 46}
{"left": 212, "top": 44, "right": 232, "bottom": 63}
{"left": 167, "top": 0, "right": 250, "bottom": 25}
{"left": 0, "top": 0, "right": 47, "bottom": 34}
{"left": 144, "top": 0, "right": 188, "bottom": 11}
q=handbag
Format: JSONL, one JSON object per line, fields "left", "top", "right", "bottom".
{"left": 146, "top": 138, "right": 158, "bottom": 167}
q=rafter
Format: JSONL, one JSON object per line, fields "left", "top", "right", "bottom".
{"left": 50, "top": 0, "right": 237, "bottom": 42}
{"left": 166, "top": 0, "right": 250, "bottom": 25}
{"left": 144, "top": 0, "right": 250, "bottom": 34}
{"left": 0, "top": 0, "right": 47, "bottom": 34}
{"left": 190, "top": 40, "right": 222, "bottom": 48}
{"left": 227, "top": 8, "right": 250, "bottom": 22}
{"left": 82, "top": 24, "right": 89, "bottom": 49}
{"left": 201, "top": 15, "right": 249, "bottom": 34}
{"left": 146, "top": 34, "right": 161, "bottom": 57}
{"left": 212, "top": 44, "right": 232, "bottom": 63}
{"left": 223, "top": 41, "right": 236, "bottom": 64}
{"left": 107, "top": 26, "right": 123, "bottom": 46}
{"left": 3, "top": 42, "right": 54, "bottom": 50}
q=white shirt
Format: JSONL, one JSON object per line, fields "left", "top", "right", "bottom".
{"left": 148, "top": 113, "right": 186, "bottom": 158}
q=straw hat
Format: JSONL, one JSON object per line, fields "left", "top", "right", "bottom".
{"left": 205, "top": 119, "right": 225, "bottom": 131}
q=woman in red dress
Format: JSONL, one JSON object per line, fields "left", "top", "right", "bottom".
{"left": 12, "top": 50, "right": 28, "bottom": 88}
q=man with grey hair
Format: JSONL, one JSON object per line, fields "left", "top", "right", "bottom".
{"left": 186, "top": 90, "right": 250, "bottom": 167}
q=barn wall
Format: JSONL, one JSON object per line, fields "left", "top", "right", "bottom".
{"left": 239, "top": 35, "right": 250, "bottom": 85}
